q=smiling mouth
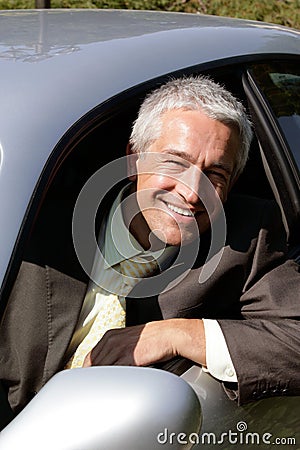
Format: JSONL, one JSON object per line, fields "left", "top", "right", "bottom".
{"left": 166, "top": 203, "right": 194, "bottom": 217}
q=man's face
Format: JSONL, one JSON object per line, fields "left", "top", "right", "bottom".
{"left": 128, "top": 109, "right": 240, "bottom": 248}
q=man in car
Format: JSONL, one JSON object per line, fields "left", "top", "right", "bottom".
{"left": 1, "top": 76, "right": 299, "bottom": 413}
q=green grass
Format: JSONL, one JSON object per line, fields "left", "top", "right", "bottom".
{"left": 0, "top": 0, "right": 299, "bottom": 29}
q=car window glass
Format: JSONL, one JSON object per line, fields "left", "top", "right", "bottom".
{"left": 249, "top": 61, "right": 300, "bottom": 169}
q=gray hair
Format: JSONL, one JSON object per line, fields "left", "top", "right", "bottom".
{"left": 130, "top": 75, "right": 253, "bottom": 179}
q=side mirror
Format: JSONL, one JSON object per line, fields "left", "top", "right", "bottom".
{"left": 0, "top": 366, "right": 202, "bottom": 449}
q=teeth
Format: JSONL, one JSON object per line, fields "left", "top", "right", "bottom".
{"left": 167, "top": 203, "right": 194, "bottom": 217}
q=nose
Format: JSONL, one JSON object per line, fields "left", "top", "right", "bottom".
{"left": 175, "top": 168, "right": 202, "bottom": 205}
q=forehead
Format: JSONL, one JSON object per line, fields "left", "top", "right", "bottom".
{"left": 156, "top": 109, "right": 239, "bottom": 145}
{"left": 156, "top": 109, "right": 239, "bottom": 149}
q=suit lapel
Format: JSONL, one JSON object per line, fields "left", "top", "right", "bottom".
{"left": 42, "top": 266, "right": 87, "bottom": 382}
{"left": 42, "top": 184, "right": 123, "bottom": 378}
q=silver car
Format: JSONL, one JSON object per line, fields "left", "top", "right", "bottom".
{"left": 0, "top": 9, "right": 299, "bottom": 449}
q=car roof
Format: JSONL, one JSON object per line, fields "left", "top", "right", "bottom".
{"left": 0, "top": 9, "right": 299, "bottom": 288}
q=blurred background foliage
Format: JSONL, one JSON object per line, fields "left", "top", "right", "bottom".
{"left": 0, "top": 0, "right": 299, "bottom": 29}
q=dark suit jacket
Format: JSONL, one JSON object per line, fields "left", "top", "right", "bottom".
{"left": 0, "top": 194, "right": 299, "bottom": 413}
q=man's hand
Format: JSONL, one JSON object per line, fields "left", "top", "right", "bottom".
{"left": 83, "top": 318, "right": 206, "bottom": 368}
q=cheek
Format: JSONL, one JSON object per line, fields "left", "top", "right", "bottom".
{"left": 207, "top": 182, "right": 228, "bottom": 203}
{"left": 217, "top": 186, "right": 229, "bottom": 203}
{"left": 137, "top": 174, "right": 174, "bottom": 192}
{"left": 195, "top": 212, "right": 210, "bottom": 234}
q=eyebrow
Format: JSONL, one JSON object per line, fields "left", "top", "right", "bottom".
{"left": 208, "top": 162, "right": 233, "bottom": 176}
{"left": 162, "top": 149, "right": 233, "bottom": 175}
{"left": 161, "top": 149, "right": 196, "bottom": 164}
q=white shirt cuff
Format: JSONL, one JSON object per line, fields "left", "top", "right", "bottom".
{"left": 203, "top": 319, "right": 238, "bottom": 383}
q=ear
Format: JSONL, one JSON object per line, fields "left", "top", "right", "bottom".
{"left": 126, "top": 142, "right": 138, "bottom": 181}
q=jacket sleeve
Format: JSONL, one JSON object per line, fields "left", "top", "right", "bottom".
{"left": 218, "top": 200, "right": 300, "bottom": 405}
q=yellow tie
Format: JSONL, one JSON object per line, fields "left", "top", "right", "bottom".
{"left": 65, "top": 257, "right": 157, "bottom": 369}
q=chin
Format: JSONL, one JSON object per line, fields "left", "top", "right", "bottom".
{"left": 165, "top": 233, "right": 194, "bottom": 247}
{"left": 166, "top": 238, "right": 182, "bottom": 247}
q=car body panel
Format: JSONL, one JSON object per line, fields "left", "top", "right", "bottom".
{"left": 0, "top": 9, "right": 300, "bottom": 286}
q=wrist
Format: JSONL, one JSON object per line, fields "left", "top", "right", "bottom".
{"left": 166, "top": 318, "right": 206, "bottom": 366}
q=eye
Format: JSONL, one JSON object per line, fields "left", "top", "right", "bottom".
{"left": 205, "top": 170, "right": 228, "bottom": 184}
{"left": 165, "top": 159, "right": 186, "bottom": 167}
{"left": 159, "top": 157, "right": 190, "bottom": 173}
